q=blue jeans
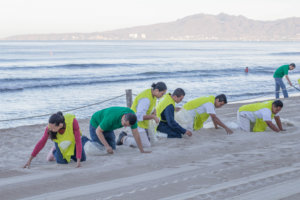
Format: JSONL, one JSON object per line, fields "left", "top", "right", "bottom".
{"left": 157, "top": 122, "right": 183, "bottom": 138}
{"left": 275, "top": 78, "right": 288, "bottom": 99}
{"left": 89, "top": 123, "right": 116, "bottom": 150}
{"left": 53, "top": 136, "right": 87, "bottom": 164}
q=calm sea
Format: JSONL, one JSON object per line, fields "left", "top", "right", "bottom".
{"left": 0, "top": 41, "right": 299, "bottom": 129}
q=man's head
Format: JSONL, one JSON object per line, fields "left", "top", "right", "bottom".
{"left": 172, "top": 88, "right": 185, "bottom": 103}
{"left": 289, "top": 63, "right": 296, "bottom": 70}
{"left": 215, "top": 94, "right": 227, "bottom": 108}
{"left": 272, "top": 100, "right": 283, "bottom": 114}
{"left": 121, "top": 113, "right": 137, "bottom": 127}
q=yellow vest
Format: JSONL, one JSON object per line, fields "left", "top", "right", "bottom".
{"left": 53, "top": 114, "right": 81, "bottom": 162}
{"left": 131, "top": 89, "right": 157, "bottom": 129}
{"left": 239, "top": 101, "right": 274, "bottom": 132}
{"left": 298, "top": 78, "right": 300, "bottom": 85}
{"left": 156, "top": 93, "right": 175, "bottom": 122}
{"left": 183, "top": 95, "right": 215, "bottom": 130}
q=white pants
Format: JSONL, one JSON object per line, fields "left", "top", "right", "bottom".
{"left": 123, "top": 127, "right": 151, "bottom": 147}
{"left": 84, "top": 141, "right": 107, "bottom": 156}
{"left": 237, "top": 110, "right": 254, "bottom": 132}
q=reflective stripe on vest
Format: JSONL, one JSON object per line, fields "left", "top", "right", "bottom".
{"left": 183, "top": 96, "right": 215, "bottom": 130}
{"left": 239, "top": 101, "right": 274, "bottom": 132}
{"left": 131, "top": 89, "right": 157, "bottom": 129}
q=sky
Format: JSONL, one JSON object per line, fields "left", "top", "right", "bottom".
{"left": 0, "top": 0, "right": 299, "bottom": 38}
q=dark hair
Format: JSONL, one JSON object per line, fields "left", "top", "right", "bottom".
{"left": 290, "top": 63, "right": 296, "bottom": 68}
{"left": 215, "top": 94, "right": 227, "bottom": 104}
{"left": 49, "top": 111, "right": 65, "bottom": 125}
{"left": 48, "top": 112, "right": 65, "bottom": 140}
{"left": 172, "top": 88, "right": 185, "bottom": 97}
{"left": 124, "top": 113, "right": 137, "bottom": 125}
{"left": 151, "top": 82, "right": 167, "bottom": 92}
{"left": 273, "top": 100, "right": 283, "bottom": 108}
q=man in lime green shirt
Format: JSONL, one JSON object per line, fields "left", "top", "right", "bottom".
{"left": 89, "top": 107, "right": 150, "bottom": 154}
{"left": 273, "top": 63, "right": 296, "bottom": 98}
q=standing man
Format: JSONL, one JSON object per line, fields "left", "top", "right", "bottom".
{"left": 237, "top": 100, "right": 284, "bottom": 132}
{"left": 88, "top": 107, "right": 150, "bottom": 154}
{"left": 180, "top": 94, "right": 233, "bottom": 134}
{"left": 156, "top": 88, "right": 192, "bottom": 138}
{"left": 273, "top": 63, "right": 296, "bottom": 99}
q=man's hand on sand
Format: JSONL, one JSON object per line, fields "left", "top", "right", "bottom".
{"left": 226, "top": 128, "right": 233, "bottom": 134}
{"left": 185, "top": 130, "right": 192, "bottom": 137}
{"left": 106, "top": 146, "right": 114, "bottom": 154}
{"left": 141, "top": 150, "right": 152, "bottom": 153}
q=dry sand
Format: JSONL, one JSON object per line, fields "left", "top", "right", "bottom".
{"left": 0, "top": 96, "right": 299, "bottom": 200}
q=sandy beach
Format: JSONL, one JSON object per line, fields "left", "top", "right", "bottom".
{"left": 0, "top": 96, "right": 299, "bottom": 200}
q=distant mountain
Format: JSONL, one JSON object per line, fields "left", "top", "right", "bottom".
{"left": 3, "top": 13, "right": 300, "bottom": 41}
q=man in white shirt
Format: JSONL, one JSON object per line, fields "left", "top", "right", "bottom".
{"left": 237, "top": 100, "right": 284, "bottom": 132}
{"left": 178, "top": 94, "right": 233, "bottom": 134}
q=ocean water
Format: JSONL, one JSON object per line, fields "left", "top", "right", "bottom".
{"left": 0, "top": 41, "right": 299, "bottom": 129}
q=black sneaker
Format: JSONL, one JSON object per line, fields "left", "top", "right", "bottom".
{"left": 116, "top": 131, "right": 127, "bottom": 145}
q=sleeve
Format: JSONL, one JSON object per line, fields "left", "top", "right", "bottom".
{"left": 203, "top": 102, "right": 216, "bottom": 114}
{"left": 261, "top": 108, "right": 272, "bottom": 121}
{"left": 99, "top": 118, "right": 109, "bottom": 131}
{"left": 73, "top": 118, "right": 82, "bottom": 159}
{"left": 164, "top": 105, "right": 186, "bottom": 134}
{"left": 136, "top": 98, "right": 150, "bottom": 122}
{"left": 31, "top": 127, "right": 49, "bottom": 157}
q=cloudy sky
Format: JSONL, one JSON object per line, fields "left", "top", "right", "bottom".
{"left": 0, "top": 0, "right": 299, "bottom": 38}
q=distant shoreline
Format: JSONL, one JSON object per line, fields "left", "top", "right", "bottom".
{"left": 2, "top": 13, "right": 300, "bottom": 41}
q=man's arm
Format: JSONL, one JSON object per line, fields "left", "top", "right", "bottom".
{"left": 131, "top": 128, "right": 151, "bottom": 153}
{"left": 265, "top": 121, "right": 280, "bottom": 132}
{"left": 212, "top": 119, "right": 218, "bottom": 129}
{"left": 274, "top": 116, "right": 284, "bottom": 131}
{"left": 96, "top": 126, "right": 113, "bottom": 154}
{"left": 285, "top": 75, "right": 293, "bottom": 86}
{"left": 210, "top": 114, "right": 233, "bottom": 134}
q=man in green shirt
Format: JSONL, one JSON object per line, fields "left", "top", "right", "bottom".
{"left": 89, "top": 107, "right": 150, "bottom": 154}
{"left": 273, "top": 63, "right": 296, "bottom": 99}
